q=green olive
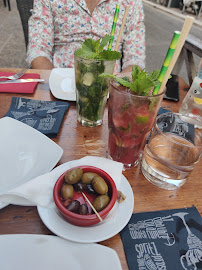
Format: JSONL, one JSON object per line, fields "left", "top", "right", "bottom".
{"left": 61, "top": 184, "right": 74, "bottom": 200}
{"left": 81, "top": 172, "right": 98, "bottom": 184}
{"left": 65, "top": 168, "right": 83, "bottom": 184}
{"left": 93, "top": 195, "right": 110, "bottom": 212}
{"left": 92, "top": 176, "right": 108, "bottom": 195}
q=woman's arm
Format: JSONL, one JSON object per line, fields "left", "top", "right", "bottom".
{"left": 31, "top": 56, "right": 54, "bottom": 69}
{"left": 121, "top": 65, "right": 133, "bottom": 73}
{"left": 27, "top": 0, "right": 54, "bottom": 68}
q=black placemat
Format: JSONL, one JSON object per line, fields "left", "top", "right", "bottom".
{"left": 120, "top": 207, "right": 202, "bottom": 270}
{"left": 4, "top": 97, "right": 70, "bottom": 138}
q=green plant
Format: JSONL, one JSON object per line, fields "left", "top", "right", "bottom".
{"left": 100, "top": 65, "right": 160, "bottom": 96}
{"left": 75, "top": 35, "right": 121, "bottom": 61}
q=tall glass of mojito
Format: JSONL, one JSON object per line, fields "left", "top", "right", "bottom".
{"left": 101, "top": 66, "right": 166, "bottom": 168}
{"left": 74, "top": 35, "right": 121, "bottom": 127}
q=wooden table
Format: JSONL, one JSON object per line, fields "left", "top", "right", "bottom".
{"left": 0, "top": 68, "right": 201, "bottom": 270}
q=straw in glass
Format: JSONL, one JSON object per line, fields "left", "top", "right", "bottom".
{"left": 156, "top": 16, "right": 194, "bottom": 95}
{"left": 115, "top": 5, "right": 130, "bottom": 51}
{"left": 108, "top": 4, "right": 120, "bottom": 51}
{"left": 152, "top": 31, "right": 180, "bottom": 95}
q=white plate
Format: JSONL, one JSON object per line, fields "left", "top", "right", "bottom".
{"left": 49, "top": 68, "right": 76, "bottom": 101}
{"left": 38, "top": 174, "right": 134, "bottom": 243}
{"left": 0, "top": 234, "right": 122, "bottom": 270}
{"left": 0, "top": 117, "right": 63, "bottom": 209}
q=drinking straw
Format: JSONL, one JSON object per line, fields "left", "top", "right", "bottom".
{"left": 152, "top": 31, "right": 180, "bottom": 95}
{"left": 115, "top": 5, "right": 130, "bottom": 51}
{"left": 154, "top": 16, "right": 194, "bottom": 95}
{"left": 108, "top": 4, "right": 120, "bottom": 51}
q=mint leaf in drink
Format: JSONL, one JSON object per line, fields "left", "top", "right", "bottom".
{"left": 99, "top": 35, "right": 111, "bottom": 52}
{"left": 75, "top": 35, "right": 121, "bottom": 61}
{"left": 129, "top": 66, "right": 160, "bottom": 95}
{"left": 131, "top": 65, "right": 143, "bottom": 81}
{"left": 147, "top": 69, "right": 160, "bottom": 85}
{"left": 82, "top": 39, "right": 98, "bottom": 52}
{"left": 130, "top": 76, "right": 156, "bottom": 95}
{"left": 100, "top": 65, "right": 160, "bottom": 96}
{"left": 75, "top": 48, "right": 97, "bottom": 59}
{"left": 96, "top": 50, "right": 122, "bottom": 61}
{"left": 99, "top": 73, "right": 132, "bottom": 88}
{"left": 122, "top": 76, "right": 130, "bottom": 82}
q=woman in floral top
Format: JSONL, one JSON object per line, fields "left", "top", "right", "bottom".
{"left": 27, "top": 0, "right": 145, "bottom": 72}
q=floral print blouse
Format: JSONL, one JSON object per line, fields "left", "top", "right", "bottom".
{"left": 27, "top": 0, "right": 145, "bottom": 72}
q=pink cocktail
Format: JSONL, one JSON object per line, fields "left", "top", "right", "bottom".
{"left": 108, "top": 80, "right": 165, "bottom": 168}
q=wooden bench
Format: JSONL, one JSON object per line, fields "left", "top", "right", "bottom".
{"left": 173, "top": 34, "right": 202, "bottom": 86}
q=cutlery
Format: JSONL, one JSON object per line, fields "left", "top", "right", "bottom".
{"left": 0, "top": 66, "right": 30, "bottom": 80}
{"left": 0, "top": 79, "right": 45, "bottom": 84}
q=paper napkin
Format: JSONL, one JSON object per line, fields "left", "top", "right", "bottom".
{"left": 0, "top": 156, "right": 123, "bottom": 208}
{"left": 4, "top": 97, "right": 70, "bottom": 138}
{"left": 0, "top": 72, "right": 40, "bottom": 94}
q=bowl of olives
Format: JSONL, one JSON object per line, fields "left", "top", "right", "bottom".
{"left": 53, "top": 166, "right": 117, "bottom": 226}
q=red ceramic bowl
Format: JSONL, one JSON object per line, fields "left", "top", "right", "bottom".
{"left": 53, "top": 165, "right": 117, "bottom": 226}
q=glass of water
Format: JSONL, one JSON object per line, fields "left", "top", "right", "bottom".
{"left": 141, "top": 112, "right": 202, "bottom": 190}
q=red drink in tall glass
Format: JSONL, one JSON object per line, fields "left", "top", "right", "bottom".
{"left": 108, "top": 80, "right": 165, "bottom": 168}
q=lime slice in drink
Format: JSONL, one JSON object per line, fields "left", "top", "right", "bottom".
{"left": 135, "top": 115, "right": 148, "bottom": 124}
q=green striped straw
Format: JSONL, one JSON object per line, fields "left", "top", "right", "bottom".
{"left": 108, "top": 4, "right": 120, "bottom": 51}
{"left": 152, "top": 31, "right": 181, "bottom": 95}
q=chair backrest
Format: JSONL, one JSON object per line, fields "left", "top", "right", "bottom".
{"left": 173, "top": 34, "right": 202, "bottom": 86}
{"left": 183, "top": 34, "right": 202, "bottom": 85}
{"left": 16, "top": 0, "right": 33, "bottom": 48}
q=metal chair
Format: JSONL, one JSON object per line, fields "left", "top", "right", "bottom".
{"left": 173, "top": 34, "right": 202, "bottom": 86}
{"left": 16, "top": 0, "right": 33, "bottom": 48}
{"left": 181, "top": 0, "right": 202, "bottom": 20}
{"left": 3, "top": 0, "right": 11, "bottom": 11}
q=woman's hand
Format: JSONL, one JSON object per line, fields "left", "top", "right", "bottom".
{"left": 121, "top": 65, "right": 133, "bottom": 73}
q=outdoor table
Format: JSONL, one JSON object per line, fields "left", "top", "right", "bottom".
{"left": 0, "top": 68, "right": 201, "bottom": 270}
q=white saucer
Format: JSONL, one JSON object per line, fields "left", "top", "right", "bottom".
{"left": 38, "top": 174, "right": 134, "bottom": 243}
{"left": 49, "top": 68, "right": 76, "bottom": 101}
{"left": 0, "top": 234, "right": 122, "bottom": 270}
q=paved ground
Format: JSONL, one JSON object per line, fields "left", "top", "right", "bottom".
{"left": 0, "top": 0, "right": 201, "bottom": 71}
{"left": 0, "top": 0, "right": 27, "bottom": 68}
{"left": 144, "top": 1, "right": 202, "bottom": 83}
{"left": 144, "top": 0, "right": 202, "bottom": 27}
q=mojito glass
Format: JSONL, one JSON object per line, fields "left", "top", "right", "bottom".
{"left": 108, "top": 79, "right": 165, "bottom": 168}
{"left": 74, "top": 56, "right": 116, "bottom": 127}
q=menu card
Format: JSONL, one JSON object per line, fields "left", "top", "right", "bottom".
{"left": 4, "top": 97, "right": 70, "bottom": 138}
{"left": 120, "top": 207, "right": 202, "bottom": 270}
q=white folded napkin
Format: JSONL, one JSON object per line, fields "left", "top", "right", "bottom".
{"left": 0, "top": 156, "right": 123, "bottom": 208}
